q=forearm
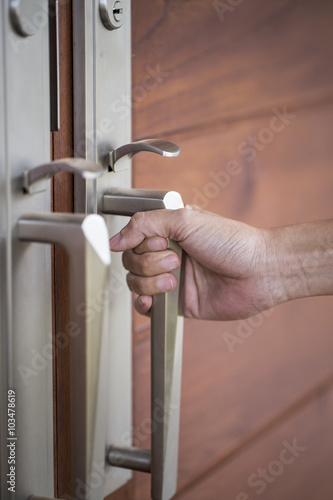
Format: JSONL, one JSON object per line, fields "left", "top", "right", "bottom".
{"left": 264, "top": 220, "right": 333, "bottom": 305}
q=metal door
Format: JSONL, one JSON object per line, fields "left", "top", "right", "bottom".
{"left": 0, "top": 2, "right": 184, "bottom": 499}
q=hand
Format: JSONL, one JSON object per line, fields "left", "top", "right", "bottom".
{"left": 109, "top": 207, "right": 333, "bottom": 320}
{"left": 109, "top": 206, "right": 278, "bottom": 320}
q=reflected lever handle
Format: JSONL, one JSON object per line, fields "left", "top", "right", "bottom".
{"left": 23, "top": 157, "right": 104, "bottom": 194}
{"left": 104, "top": 188, "right": 184, "bottom": 500}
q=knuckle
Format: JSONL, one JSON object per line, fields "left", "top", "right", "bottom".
{"left": 129, "top": 211, "right": 146, "bottom": 230}
{"left": 126, "top": 272, "right": 139, "bottom": 294}
{"left": 126, "top": 272, "right": 143, "bottom": 295}
{"left": 178, "top": 207, "right": 191, "bottom": 225}
{"left": 138, "top": 252, "right": 155, "bottom": 274}
{"left": 174, "top": 208, "right": 192, "bottom": 240}
{"left": 122, "top": 251, "right": 130, "bottom": 270}
{"left": 123, "top": 251, "right": 154, "bottom": 276}
{"left": 126, "top": 272, "right": 133, "bottom": 289}
{"left": 130, "top": 252, "right": 156, "bottom": 276}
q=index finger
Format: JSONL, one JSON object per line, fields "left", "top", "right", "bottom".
{"left": 133, "top": 236, "right": 168, "bottom": 255}
{"left": 109, "top": 209, "right": 185, "bottom": 252}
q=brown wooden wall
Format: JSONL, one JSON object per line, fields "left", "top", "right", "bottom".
{"left": 129, "top": 1, "right": 333, "bottom": 499}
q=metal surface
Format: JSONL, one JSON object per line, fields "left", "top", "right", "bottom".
{"left": 72, "top": 0, "right": 132, "bottom": 495}
{"left": 29, "top": 497, "right": 60, "bottom": 500}
{"left": 103, "top": 189, "right": 184, "bottom": 500}
{"left": 18, "top": 212, "right": 111, "bottom": 500}
{"left": 23, "top": 157, "right": 104, "bottom": 194}
{"left": 49, "top": 0, "right": 60, "bottom": 131}
{"left": 103, "top": 188, "right": 183, "bottom": 216}
{"left": 109, "top": 139, "right": 181, "bottom": 172}
{"left": 108, "top": 446, "right": 151, "bottom": 473}
{"left": 9, "top": 0, "right": 46, "bottom": 37}
{"left": 99, "top": 0, "right": 124, "bottom": 30}
{"left": 0, "top": 2, "right": 54, "bottom": 498}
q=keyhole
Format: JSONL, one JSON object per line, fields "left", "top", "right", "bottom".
{"left": 100, "top": 0, "right": 124, "bottom": 30}
{"left": 113, "top": 1, "right": 123, "bottom": 22}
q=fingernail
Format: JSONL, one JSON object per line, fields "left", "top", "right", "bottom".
{"left": 138, "top": 295, "right": 145, "bottom": 306}
{"left": 109, "top": 232, "right": 121, "bottom": 249}
{"left": 161, "top": 255, "right": 179, "bottom": 271}
{"left": 157, "top": 276, "right": 175, "bottom": 291}
{"left": 148, "top": 237, "right": 166, "bottom": 251}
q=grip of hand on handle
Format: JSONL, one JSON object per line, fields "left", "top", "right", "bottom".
{"left": 104, "top": 188, "right": 184, "bottom": 500}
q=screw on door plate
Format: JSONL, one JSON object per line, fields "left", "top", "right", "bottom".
{"left": 100, "top": 0, "right": 125, "bottom": 30}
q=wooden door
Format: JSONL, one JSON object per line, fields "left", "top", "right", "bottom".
{"left": 53, "top": 1, "right": 333, "bottom": 499}
{"left": 129, "top": 1, "right": 333, "bottom": 499}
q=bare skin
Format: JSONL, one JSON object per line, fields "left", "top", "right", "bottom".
{"left": 109, "top": 206, "right": 333, "bottom": 321}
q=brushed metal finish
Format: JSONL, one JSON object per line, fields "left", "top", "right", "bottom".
{"left": 22, "top": 158, "right": 104, "bottom": 194}
{"left": 0, "top": 3, "right": 53, "bottom": 498}
{"left": 9, "top": 0, "right": 46, "bottom": 37}
{"left": 108, "top": 446, "right": 151, "bottom": 473}
{"left": 151, "top": 239, "right": 183, "bottom": 500}
{"left": 103, "top": 188, "right": 184, "bottom": 216}
{"left": 103, "top": 188, "right": 184, "bottom": 500}
{"left": 18, "top": 212, "right": 111, "bottom": 500}
{"left": 73, "top": 0, "right": 133, "bottom": 495}
{"left": 109, "top": 139, "right": 181, "bottom": 172}
{"left": 99, "top": 0, "right": 124, "bottom": 30}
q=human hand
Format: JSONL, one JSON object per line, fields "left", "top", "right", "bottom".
{"left": 109, "top": 206, "right": 277, "bottom": 320}
{"left": 109, "top": 208, "right": 333, "bottom": 320}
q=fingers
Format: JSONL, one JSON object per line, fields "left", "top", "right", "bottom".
{"left": 126, "top": 271, "right": 178, "bottom": 295}
{"left": 109, "top": 209, "right": 187, "bottom": 252}
{"left": 122, "top": 248, "right": 181, "bottom": 277}
{"left": 122, "top": 234, "right": 181, "bottom": 303}
{"left": 133, "top": 236, "right": 168, "bottom": 254}
{"left": 135, "top": 295, "right": 152, "bottom": 316}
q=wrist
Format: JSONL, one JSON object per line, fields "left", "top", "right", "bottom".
{"left": 263, "top": 221, "right": 333, "bottom": 305}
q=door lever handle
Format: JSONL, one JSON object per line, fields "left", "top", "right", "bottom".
{"left": 19, "top": 212, "right": 111, "bottom": 500}
{"left": 22, "top": 157, "right": 104, "bottom": 194}
{"left": 103, "top": 188, "right": 184, "bottom": 500}
{"left": 108, "top": 139, "right": 180, "bottom": 172}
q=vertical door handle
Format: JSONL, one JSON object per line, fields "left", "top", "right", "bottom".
{"left": 103, "top": 188, "right": 184, "bottom": 500}
{"left": 18, "top": 212, "right": 111, "bottom": 500}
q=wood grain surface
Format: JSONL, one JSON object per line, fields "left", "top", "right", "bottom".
{"left": 176, "top": 382, "right": 333, "bottom": 500}
{"left": 130, "top": 1, "right": 333, "bottom": 499}
{"left": 133, "top": 296, "right": 333, "bottom": 499}
{"left": 51, "top": 2, "right": 333, "bottom": 499}
{"left": 132, "top": 0, "right": 333, "bottom": 139}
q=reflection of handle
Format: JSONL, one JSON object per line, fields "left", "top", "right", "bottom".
{"left": 23, "top": 158, "right": 104, "bottom": 194}
{"left": 108, "top": 139, "right": 180, "bottom": 172}
{"left": 19, "top": 212, "right": 111, "bottom": 500}
{"left": 104, "top": 188, "right": 184, "bottom": 500}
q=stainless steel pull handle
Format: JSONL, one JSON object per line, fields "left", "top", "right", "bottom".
{"left": 23, "top": 157, "right": 104, "bottom": 194}
{"left": 19, "top": 212, "right": 111, "bottom": 500}
{"left": 104, "top": 188, "right": 184, "bottom": 500}
{"left": 108, "top": 139, "right": 180, "bottom": 172}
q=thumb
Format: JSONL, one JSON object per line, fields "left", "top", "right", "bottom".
{"left": 109, "top": 208, "right": 186, "bottom": 252}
